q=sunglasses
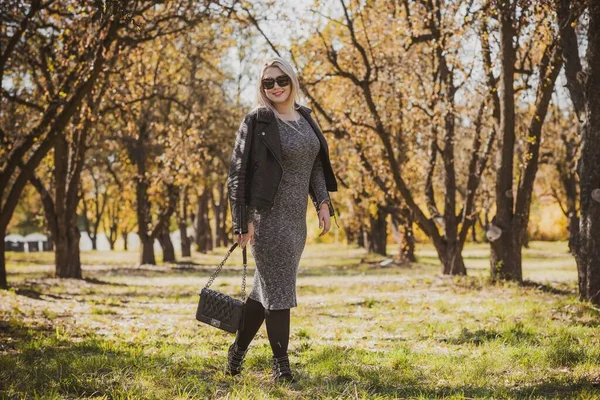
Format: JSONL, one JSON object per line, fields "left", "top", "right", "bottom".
{"left": 261, "top": 75, "right": 291, "bottom": 90}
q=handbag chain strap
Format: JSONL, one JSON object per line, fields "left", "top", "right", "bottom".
{"left": 204, "top": 242, "right": 247, "bottom": 300}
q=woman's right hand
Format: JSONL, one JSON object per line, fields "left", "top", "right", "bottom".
{"left": 237, "top": 222, "right": 255, "bottom": 248}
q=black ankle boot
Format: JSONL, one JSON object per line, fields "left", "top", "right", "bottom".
{"left": 271, "top": 355, "right": 295, "bottom": 383}
{"left": 225, "top": 343, "right": 247, "bottom": 376}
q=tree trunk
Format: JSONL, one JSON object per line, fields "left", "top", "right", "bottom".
{"left": 133, "top": 136, "right": 156, "bottom": 264}
{"left": 177, "top": 186, "right": 192, "bottom": 257}
{"left": 0, "top": 228, "right": 7, "bottom": 289}
{"left": 217, "top": 182, "right": 230, "bottom": 248}
{"left": 179, "top": 221, "right": 191, "bottom": 257}
{"left": 122, "top": 231, "right": 129, "bottom": 251}
{"left": 212, "top": 184, "right": 222, "bottom": 249}
{"left": 89, "top": 235, "right": 97, "bottom": 250}
{"left": 402, "top": 213, "right": 416, "bottom": 262}
{"left": 368, "top": 207, "right": 387, "bottom": 255}
{"left": 195, "top": 189, "right": 205, "bottom": 252}
{"left": 556, "top": 0, "right": 588, "bottom": 300}
{"left": 521, "top": 223, "right": 530, "bottom": 248}
{"left": 391, "top": 212, "right": 416, "bottom": 262}
{"left": 107, "top": 221, "right": 118, "bottom": 250}
{"left": 491, "top": 2, "right": 520, "bottom": 281}
{"left": 561, "top": 152, "right": 579, "bottom": 256}
{"left": 55, "top": 182, "right": 82, "bottom": 279}
{"left": 576, "top": 1, "right": 600, "bottom": 305}
{"left": 489, "top": 1, "right": 562, "bottom": 282}
{"left": 53, "top": 134, "right": 83, "bottom": 279}
{"left": 436, "top": 241, "right": 467, "bottom": 276}
{"left": 140, "top": 235, "right": 156, "bottom": 265}
{"left": 55, "top": 222, "right": 82, "bottom": 279}
{"left": 357, "top": 224, "right": 365, "bottom": 248}
{"left": 195, "top": 187, "right": 212, "bottom": 253}
{"left": 158, "top": 224, "right": 176, "bottom": 263}
{"left": 490, "top": 228, "right": 522, "bottom": 281}
{"left": 205, "top": 189, "right": 213, "bottom": 252}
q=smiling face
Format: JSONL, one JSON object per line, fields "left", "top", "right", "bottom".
{"left": 262, "top": 66, "right": 292, "bottom": 106}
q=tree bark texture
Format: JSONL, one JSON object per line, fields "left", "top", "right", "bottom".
{"left": 53, "top": 135, "right": 84, "bottom": 279}
{"left": 437, "top": 241, "right": 467, "bottom": 276}
{"left": 140, "top": 238, "right": 156, "bottom": 265}
{"left": 368, "top": 207, "right": 387, "bottom": 256}
{"left": 211, "top": 184, "right": 222, "bottom": 249}
{"left": 391, "top": 212, "right": 416, "bottom": 262}
{"left": 555, "top": 0, "right": 596, "bottom": 302}
{"left": 577, "top": 1, "right": 600, "bottom": 304}
{"left": 158, "top": 223, "right": 176, "bottom": 263}
{"left": 122, "top": 231, "right": 129, "bottom": 251}
{"left": 176, "top": 186, "right": 192, "bottom": 257}
{"left": 0, "top": 228, "right": 6, "bottom": 289}
{"left": 490, "top": 2, "right": 562, "bottom": 281}
{"left": 490, "top": 3, "right": 521, "bottom": 281}
{"left": 194, "top": 187, "right": 213, "bottom": 253}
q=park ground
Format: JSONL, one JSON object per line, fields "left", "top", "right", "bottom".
{"left": 1, "top": 242, "right": 599, "bottom": 399}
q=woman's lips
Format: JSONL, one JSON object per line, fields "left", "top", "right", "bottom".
{"left": 273, "top": 91, "right": 284, "bottom": 96}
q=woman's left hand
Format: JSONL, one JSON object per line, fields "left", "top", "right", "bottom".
{"left": 318, "top": 205, "right": 331, "bottom": 236}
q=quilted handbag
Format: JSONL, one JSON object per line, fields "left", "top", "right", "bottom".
{"left": 196, "top": 242, "right": 247, "bottom": 334}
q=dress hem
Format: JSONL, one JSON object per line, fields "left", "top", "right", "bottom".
{"left": 247, "top": 294, "right": 297, "bottom": 310}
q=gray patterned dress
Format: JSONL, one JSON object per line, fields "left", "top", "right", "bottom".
{"left": 246, "top": 114, "right": 330, "bottom": 310}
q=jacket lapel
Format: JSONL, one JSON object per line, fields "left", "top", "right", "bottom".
{"left": 256, "top": 107, "right": 282, "bottom": 166}
{"left": 296, "top": 106, "right": 326, "bottom": 151}
{"left": 254, "top": 105, "right": 321, "bottom": 167}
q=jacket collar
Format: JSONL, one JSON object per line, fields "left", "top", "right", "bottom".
{"left": 256, "top": 103, "right": 312, "bottom": 123}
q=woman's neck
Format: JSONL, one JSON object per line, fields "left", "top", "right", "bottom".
{"left": 274, "top": 101, "right": 294, "bottom": 115}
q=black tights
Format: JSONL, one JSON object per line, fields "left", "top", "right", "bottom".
{"left": 235, "top": 297, "right": 290, "bottom": 358}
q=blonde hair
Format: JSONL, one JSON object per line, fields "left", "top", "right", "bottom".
{"left": 254, "top": 57, "right": 304, "bottom": 127}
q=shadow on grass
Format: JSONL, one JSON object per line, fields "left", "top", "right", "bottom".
{"left": 15, "top": 288, "right": 65, "bottom": 301}
{"left": 93, "top": 266, "right": 253, "bottom": 278}
{"left": 301, "top": 346, "right": 599, "bottom": 399}
{"left": 1, "top": 322, "right": 598, "bottom": 399}
{"left": 0, "top": 320, "right": 222, "bottom": 398}
{"left": 443, "top": 324, "right": 539, "bottom": 346}
{"left": 83, "top": 277, "right": 129, "bottom": 287}
{"left": 522, "top": 280, "right": 577, "bottom": 296}
{"left": 173, "top": 260, "right": 201, "bottom": 267}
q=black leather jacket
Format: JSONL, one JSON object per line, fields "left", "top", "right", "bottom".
{"left": 227, "top": 104, "right": 338, "bottom": 235}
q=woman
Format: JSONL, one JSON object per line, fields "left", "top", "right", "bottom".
{"left": 225, "top": 57, "right": 338, "bottom": 383}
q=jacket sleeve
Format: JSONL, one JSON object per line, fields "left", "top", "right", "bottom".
{"left": 227, "top": 114, "right": 254, "bottom": 235}
{"left": 309, "top": 153, "right": 334, "bottom": 217}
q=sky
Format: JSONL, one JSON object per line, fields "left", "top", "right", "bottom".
{"left": 220, "top": 0, "right": 585, "bottom": 118}
{"left": 219, "top": 0, "right": 340, "bottom": 107}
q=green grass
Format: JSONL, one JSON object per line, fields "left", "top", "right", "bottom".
{"left": 1, "top": 242, "right": 599, "bottom": 399}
